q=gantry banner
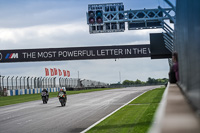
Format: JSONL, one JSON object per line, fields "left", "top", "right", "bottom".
{"left": 0, "top": 44, "right": 150, "bottom": 63}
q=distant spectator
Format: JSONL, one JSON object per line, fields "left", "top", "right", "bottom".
{"left": 172, "top": 52, "right": 179, "bottom": 81}
{"left": 169, "top": 52, "right": 179, "bottom": 83}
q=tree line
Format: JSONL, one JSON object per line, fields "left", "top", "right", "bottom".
{"left": 122, "top": 77, "right": 168, "bottom": 85}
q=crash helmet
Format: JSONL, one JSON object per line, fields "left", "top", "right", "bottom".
{"left": 60, "top": 88, "right": 63, "bottom": 91}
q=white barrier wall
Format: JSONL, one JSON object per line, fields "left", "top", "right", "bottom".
{"left": 6, "top": 87, "right": 65, "bottom": 96}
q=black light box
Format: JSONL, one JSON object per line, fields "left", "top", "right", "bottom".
{"left": 150, "top": 33, "right": 172, "bottom": 59}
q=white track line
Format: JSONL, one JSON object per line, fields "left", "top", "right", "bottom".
{"left": 80, "top": 90, "right": 148, "bottom": 133}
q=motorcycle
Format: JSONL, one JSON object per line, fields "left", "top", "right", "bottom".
{"left": 58, "top": 91, "right": 67, "bottom": 106}
{"left": 41, "top": 91, "right": 48, "bottom": 104}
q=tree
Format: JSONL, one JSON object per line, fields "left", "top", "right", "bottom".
{"left": 122, "top": 80, "right": 131, "bottom": 85}
{"left": 122, "top": 77, "right": 168, "bottom": 86}
{"left": 147, "top": 77, "right": 153, "bottom": 84}
{"left": 135, "top": 79, "right": 142, "bottom": 84}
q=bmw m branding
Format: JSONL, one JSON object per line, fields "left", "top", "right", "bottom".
{"left": 5, "top": 53, "right": 19, "bottom": 59}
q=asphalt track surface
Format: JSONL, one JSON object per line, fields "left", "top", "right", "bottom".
{"left": 0, "top": 86, "right": 160, "bottom": 133}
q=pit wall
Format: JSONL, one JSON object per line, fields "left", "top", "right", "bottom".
{"left": 175, "top": 0, "right": 200, "bottom": 110}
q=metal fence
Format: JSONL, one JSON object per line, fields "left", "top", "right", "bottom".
{"left": 0, "top": 76, "right": 56, "bottom": 90}
{"left": 0, "top": 75, "right": 108, "bottom": 92}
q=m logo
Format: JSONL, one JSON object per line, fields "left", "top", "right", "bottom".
{"left": 5, "top": 53, "right": 19, "bottom": 59}
{"left": 0, "top": 53, "right": 2, "bottom": 61}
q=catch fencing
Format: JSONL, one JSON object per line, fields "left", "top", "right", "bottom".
{"left": 0, "top": 75, "right": 108, "bottom": 96}
{"left": 0, "top": 76, "right": 56, "bottom": 90}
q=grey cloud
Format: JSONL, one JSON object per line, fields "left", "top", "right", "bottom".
{"left": 0, "top": 0, "right": 86, "bottom": 28}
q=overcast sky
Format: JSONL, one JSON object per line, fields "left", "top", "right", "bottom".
{"left": 0, "top": 0, "right": 175, "bottom": 84}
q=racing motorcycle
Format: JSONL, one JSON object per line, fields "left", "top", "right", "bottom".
{"left": 41, "top": 91, "right": 48, "bottom": 104}
{"left": 58, "top": 91, "right": 67, "bottom": 106}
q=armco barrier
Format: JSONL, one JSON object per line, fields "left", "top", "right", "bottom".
{"left": 6, "top": 87, "right": 65, "bottom": 96}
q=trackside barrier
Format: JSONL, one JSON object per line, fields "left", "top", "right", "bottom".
{"left": 6, "top": 87, "right": 65, "bottom": 96}
{"left": 0, "top": 76, "right": 108, "bottom": 93}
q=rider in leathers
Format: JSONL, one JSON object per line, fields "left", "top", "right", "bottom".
{"left": 58, "top": 88, "right": 67, "bottom": 101}
{"left": 42, "top": 88, "right": 49, "bottom": 100}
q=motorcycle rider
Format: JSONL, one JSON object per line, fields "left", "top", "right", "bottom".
{"left": 42, "top": 88, "right": 49, "bottom": 100}
{"left": 58, "top": 88, "right": 67, "bottom": 100}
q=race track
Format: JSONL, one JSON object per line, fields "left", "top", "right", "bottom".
{"left": 0, "top": 86, "right": 159, "bottom": 133}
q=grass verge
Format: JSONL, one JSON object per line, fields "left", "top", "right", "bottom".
{"left": 0, "top": 88, "right": 118, "bottom": 106}
{"left": 87, "top": 87, "right": 165, "bottom": 133}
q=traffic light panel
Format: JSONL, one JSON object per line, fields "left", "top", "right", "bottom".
{"left": 87, "top": 10, "right": 103, "bottom": 24}
{"left": 87, "top": 3, "right": 125, "bottom": 33}
{"left": 88, "top": 11, "right": 95, "bottom": 24}
{"left": 96, "top": 10, "right": 103, "bottom": 24}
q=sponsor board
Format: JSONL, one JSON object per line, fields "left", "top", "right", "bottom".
{"left": 0, "top": 45, "right": 150, "bottom": 63}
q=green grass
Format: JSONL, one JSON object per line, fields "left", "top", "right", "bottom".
{"left": 130, "top": 88, "right": 165, "bottom": 104}
{"left": 0, "top": 88, "right": 118, "bottom": 106}
{"left": 87, "top": 87, "right": 165, "bottom": 133}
